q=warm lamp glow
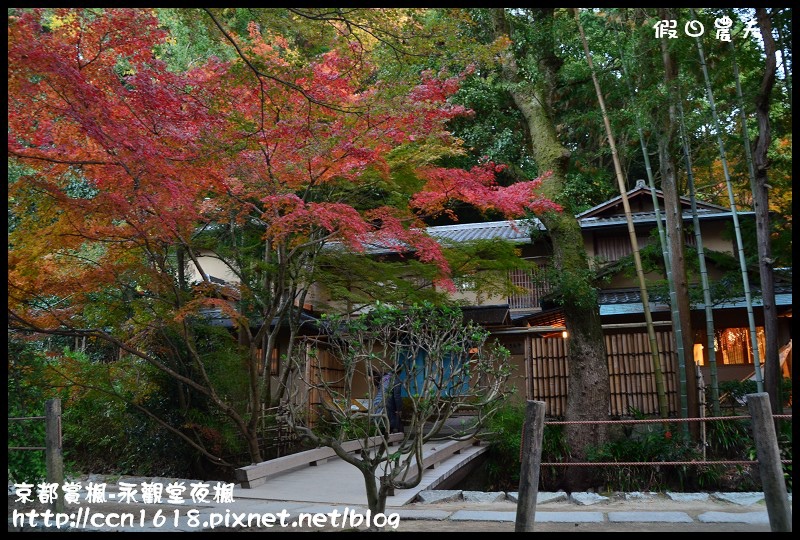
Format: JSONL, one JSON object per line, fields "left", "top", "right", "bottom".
{"left": 693, "top": 343, "right": 705, "bottom": 366}
{"left": 562, "top": 330, "right": 568, "bottom": 339}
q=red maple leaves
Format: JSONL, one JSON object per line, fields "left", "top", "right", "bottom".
{"left": 8, "top": 8, "right": 560, "bottom": 316}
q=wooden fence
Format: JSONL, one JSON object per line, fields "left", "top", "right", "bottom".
{"left": 306, "top": 349, "right": 346, "bottom": 428}
{"left": 527, "top": 329, "right": 680, "bottom": 417}
{"left": 305, "top": 329, "right": 682, "bottom": 421}
{"left": 8, "top": 398, "right": 64, "bottom": 513}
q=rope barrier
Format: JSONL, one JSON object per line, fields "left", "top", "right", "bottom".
{"left": 541, "top": 459, "right": 792, "bottom": 467}
{"left": 544, "top": 414, "right": 791, "bottom": 425}
{"left": 535, "top": 414, "right": 792, "bottom": 468}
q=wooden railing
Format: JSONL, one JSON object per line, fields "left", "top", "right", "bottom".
{"left": 236, "top": 433, "right": 404, "bottom": 488}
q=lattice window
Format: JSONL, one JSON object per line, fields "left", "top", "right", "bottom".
{"left": 508, "top": 265, "right": 552, "bottom": 310}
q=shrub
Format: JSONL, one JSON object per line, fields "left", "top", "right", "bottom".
{"left": 586, "top": 421, "right": 704, "bottom": 492}
{"left": 478, "top": 402, "right": 790, "bottom": 493}
{"left": 777, "top": 417, "right": 793, "bottom": 493}
{"left": 716, "top": 377, "right": 793, "bottom": 415}
{"left": 8, "top": 336, "right": 67, "bottom": 485}
{"left": 479, "top": 402, "right": 569, "bottom": 491}
{"left": 479, "top": 402, "right": 524, "bottom": 491}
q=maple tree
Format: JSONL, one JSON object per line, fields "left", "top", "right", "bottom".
{"left": 8, "top": 8, "right": 559, "bottom": 465}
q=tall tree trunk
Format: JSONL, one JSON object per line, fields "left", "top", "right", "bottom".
{"left": 753, "top": 8, "right": 781, "bottom": 413}
{"left": 575, "top": 9, "right": 669, "bottom": 419}
{"left": 688, "top": 7, "right": 765, "bottom": 395}
{"left": 491, "top": 8, "right": 610, "bottom": 490}
{"left": 677, "top": 99, "right": 721, "bottom": 416}
{"left": 657, "top": 11, "right": 699, "bottom": 436}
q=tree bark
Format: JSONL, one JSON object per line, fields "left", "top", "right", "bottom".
{"left": 491, "top": 8, "right": 610, "bottom": 490}
{"left": 753, "top": 8, "right": 781, "bottom": 413}
{"left": 362, "top": 464, "right": 383, "bottom": 514}
{"left": 657, "top": 11, "right": 699, "bottom": 435}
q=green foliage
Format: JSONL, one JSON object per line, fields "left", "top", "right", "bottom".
{"left": 544, "top": 264, "right": 599, "bottom": 311}
{"left": 62, "top": 385, "right": 192, "bottom": 478}
{"left": 777, "top": 418, "right": 792, "bottom": 492}
{"left": 155, "top": 8, "right": 238, "bottom": 72}
{"left": 192, "top": 324, "right": 250, "bottom": 407}
{"left": 443, "top": 238, "right": 537, "bottom": 303}
{"left": 447, "top": 74, "right": 537, "bottom": 175}
{"left": 314, "top": 250, "right": 448, "bottom": 312}
{"left": 717, "top": 377, "right": 793, "bottom": 413}
{"left": 705, "top": 414, "right": 753, "bottom": 459}
{"left": 8, "top": 336, "right": 55, "bottom": 484}
{"left": 561, "top": 169, "right": 616, "bottom": 214}
{"left": 711, "top": 378, "right": 793, "bottom": 492}
{"left": 53, "top": 349, "right": 195, "bottom": 478}
{"left": 7, "top": 418, "right": 48, "bottom": 485}
{"left": 479, "top": 400, "right": 792, "bottom": 492}
{"left": 8, "top": 325, "right": 255, "bottom": 481}
{"left": 479, "top": 402, "right": 524, "bottom": 490}
{"left": 479, "top": 402, "right": 569, "bottom": 491}
{"left": 586, "top": 421, "right": 707, "bottom": 492}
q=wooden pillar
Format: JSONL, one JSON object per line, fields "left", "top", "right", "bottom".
{"left": 45, "top": 398, "right": 64, "bottom": 514}
{"left": 746, "top": 393, "right": 791, "bottom": 532}
{"left": 514, "top": 400, "right": 546, "bottom": 532}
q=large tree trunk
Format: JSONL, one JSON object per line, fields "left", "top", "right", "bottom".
{"left": 657, "top": 136, "right": 699, "bottom": 428}
{"left": 492, "top": 8, "right": 610, "bottom": 490}
{"left": 753, "top": 8, "right": 781, "bottom": 413}
{"left": 657, "top": 12, "right": 699, "bottom": 435}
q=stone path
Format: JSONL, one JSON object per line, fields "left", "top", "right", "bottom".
{"left": 392, "top": 489, "right": 785, "bottom": 527}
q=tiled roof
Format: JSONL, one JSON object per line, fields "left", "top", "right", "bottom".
{"left": 341, "top": 209, "right": 750, "bottom": 254}
{"left": 600, "top": 303, "right": 670, "bottom": 316}
{"left": 575, "top": 179, "right": 732, "bottom": 219}
{"left": 578, "top": 210, "right": 752, "bottom": 229}
{"left": 709, "top": 292, "right": 793, "bottom": 310}
{"left": 599, "top": 283, "right": 792, "bottom": 305}
{"left": 426, "top": 219, "right": 544, "bottom": 244}
{"left": 598, "top": 289, "right": 644, "bottom": 304}
{"left": 351, "top": 219, "right": 543, "bottom": 255}
{"left": 597, "top": 285, "right": 792, "bottom": 315}
{"left": 421, "top": 210, "right": 749, "bottom": 245}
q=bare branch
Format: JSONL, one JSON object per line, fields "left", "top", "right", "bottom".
{"left": 202, "top": 8, "right": 364, "bottom": 115}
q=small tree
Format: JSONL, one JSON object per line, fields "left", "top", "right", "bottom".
{"left": 283, "top": 302, "right": 512, "bottom": 516}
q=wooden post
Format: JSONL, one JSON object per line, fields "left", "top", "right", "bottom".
{"left": 45, "top": 398, "right": 64, "bottom": 514}
{"left": 514, "top": 400, "right": 546, "bottom": 532}
{"left": 746, "top": 393, "right": 791, "bottom": 532}
{"left": 524, "top": 335, "right": 531, "bottom": 401}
